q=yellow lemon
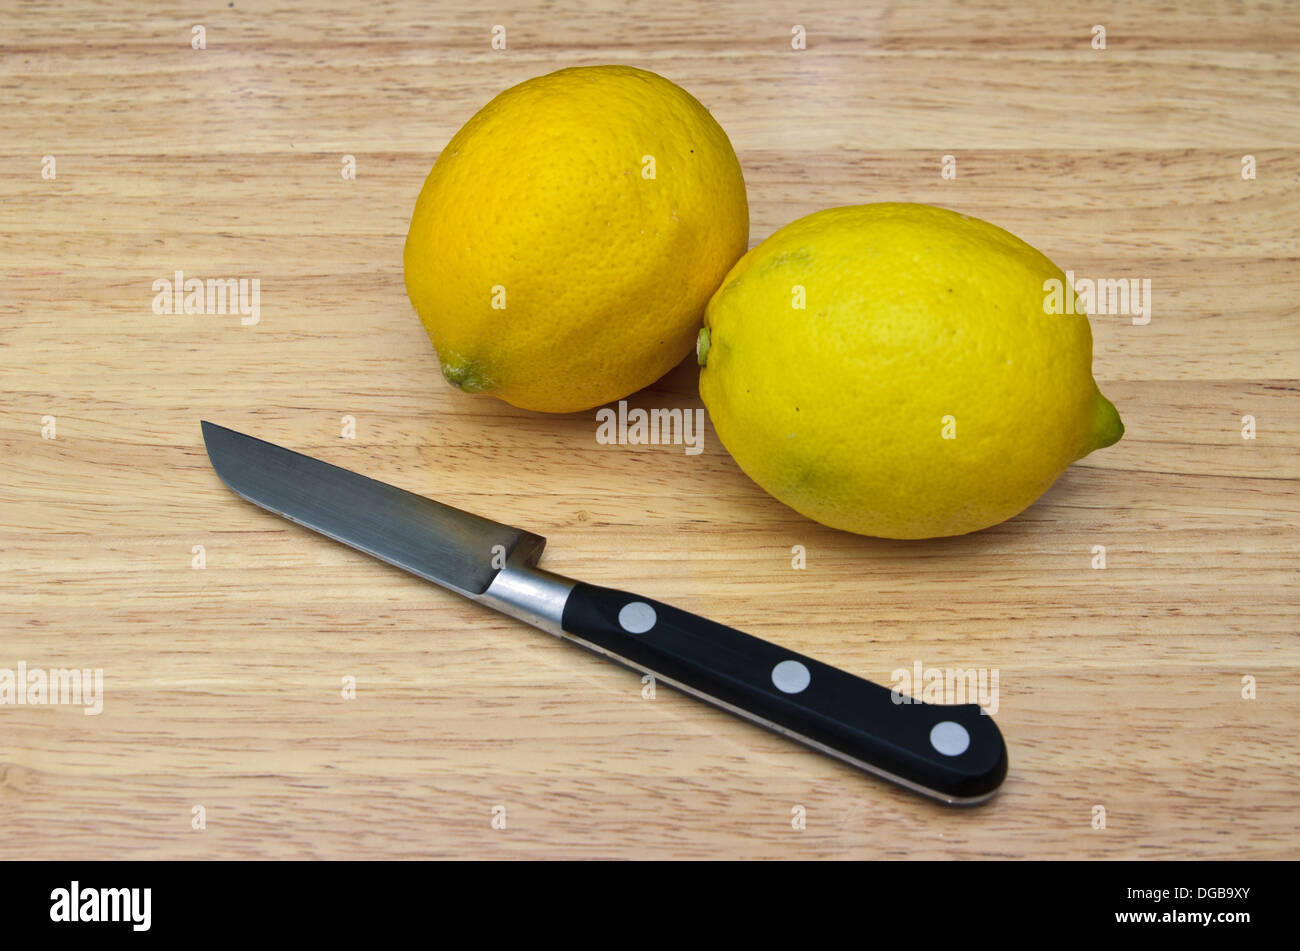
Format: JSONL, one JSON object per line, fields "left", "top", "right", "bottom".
{"left": 697, "top": 203, "right": 1123, "bottom": 539}
{"left": 403, "top": 65, "right": 749, "bottom": 413}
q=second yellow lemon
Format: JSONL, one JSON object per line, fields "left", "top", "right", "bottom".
{"left": 698, "top": 203, "right": 1124, "bottom": 539}
{"left": 403, "top": 65, "right": 749, "bottom": 413}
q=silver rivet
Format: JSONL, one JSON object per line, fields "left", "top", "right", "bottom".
{"left": 618, "top": 601, "right": 657, "bottom": 634}
{"left": 929, "top": 721, "right": 971, "bottom": 756}
{"left": 771, "top": 659, "right": 811, "bottom": 694}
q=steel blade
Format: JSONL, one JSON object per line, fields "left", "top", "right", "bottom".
{"left": 200, "top": 421, "right": 546, "bottom": 595}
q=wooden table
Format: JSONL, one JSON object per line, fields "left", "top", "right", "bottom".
{"left": 2, "top": 0, "right": 1296, "bottom": 859}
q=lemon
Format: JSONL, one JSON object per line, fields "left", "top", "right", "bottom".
{"left": 698, "top": 203, "right": 1123, "bottom": 539}
{"left": 403, "top": 65, "right": 749, "bottom": 413}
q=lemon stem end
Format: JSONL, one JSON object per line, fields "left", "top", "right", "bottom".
{"left": 696, "top": 327, "right": 711, "bottom": 367}
{"left": 1086, "top": 391, "right": 1125, "bottom": 454}
{"left": 440, "top": 359, "right": 492, "bottom": 394}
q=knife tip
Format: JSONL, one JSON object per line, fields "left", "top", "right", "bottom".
{"left": 200, "top": 420, "right": 238, "bottom": 463}
{"left": 200, "top": 419, "right": 233, "bottom": 441}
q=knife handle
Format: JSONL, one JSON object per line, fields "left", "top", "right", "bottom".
{"left": 558, "top": 582, "right": 1007, "bottom": 804}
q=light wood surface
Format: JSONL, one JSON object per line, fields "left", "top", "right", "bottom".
{"left": 1, "top": 0, "right": 1297, "bottom": 859}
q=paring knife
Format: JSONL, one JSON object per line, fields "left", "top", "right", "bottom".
{"left": 201, "top": 421, "right": 1007, "bottom": 805}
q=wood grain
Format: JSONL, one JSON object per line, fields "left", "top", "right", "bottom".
{"left": 1, "top": 0, "right": 1296, "bottom": 859}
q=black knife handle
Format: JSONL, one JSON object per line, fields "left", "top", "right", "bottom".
{"left": 559, "top": 582, "right": 1007, "bottom": 804}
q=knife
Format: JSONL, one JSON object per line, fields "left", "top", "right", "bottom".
{"left": 200, "top": 421, "right": 1007, "bottom": 804}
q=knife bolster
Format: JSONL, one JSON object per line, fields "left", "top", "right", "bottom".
{"left": 474, "top": 559, "right": 575, "bottom": 636}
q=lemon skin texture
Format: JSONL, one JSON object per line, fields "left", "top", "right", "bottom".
{"left": 698, "top": 203, "right": 1123, "bottom": 539}
{"left": 404, "top": 65, "right": 749, "bottom": 413}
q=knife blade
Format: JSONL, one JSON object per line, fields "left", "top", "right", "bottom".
{"left": 201, "top": 421, "right": 1008, "bottom": 805}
